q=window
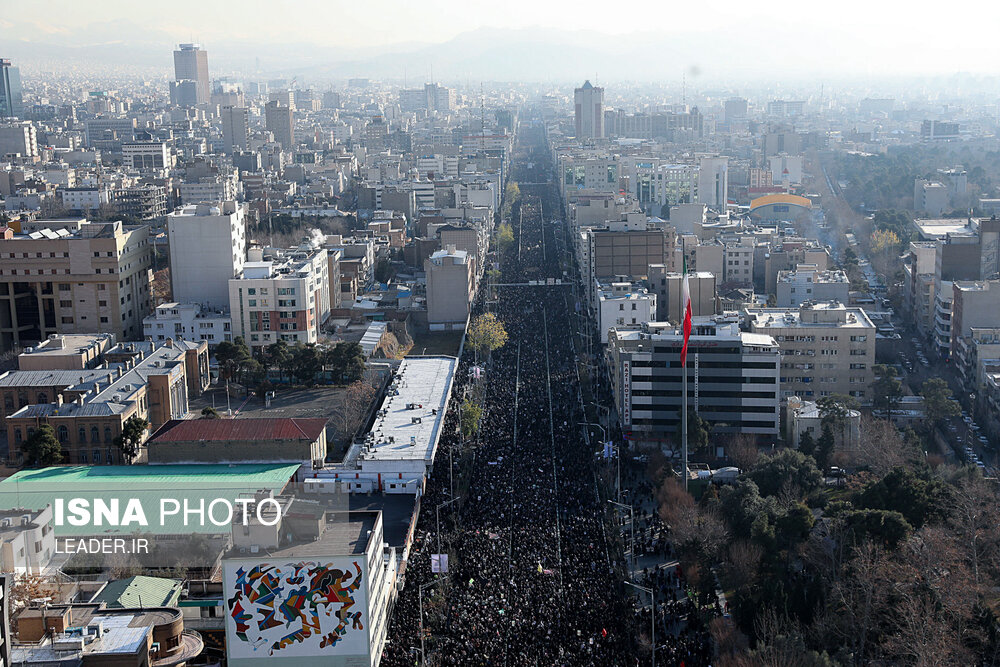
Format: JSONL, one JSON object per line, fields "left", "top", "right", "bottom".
{"left": 57, "top": 426, "right": 69, "bottom": 443}
{"left": 248, "top": 288, "right": 257, "bottom": 295}
{"left": 58, "top": 283, "right": 70, "bottom": 291}
{"left": 91, "top": 426, "right": 99, "bottom": 443}
{"left": 79, "top": 427, "right": 87, "bottom": 443}
{"left": 59, "top": 300, "right": 72, "bottom": 308}
{"left": 36, "top": 392, "right": 47, "bottom": 403}
{"left": 104, "top": 426, "right": 112, "bottom": 443}
{"left": 13, "top": 428, "right": 21, "bottom": 444}
{"left": 93, "top": 450, "right": 100, "bottom": 464}
{"left": 80, "top": 452, "right": 87, "bottom": 463}
{"left": 100, "top": 317, "right": 108, "bottom": 323}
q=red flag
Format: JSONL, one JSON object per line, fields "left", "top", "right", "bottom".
{"left": 601, "top": 628, "right": 608, "bottom": 638}
{"left": 680, "top": 271, "right": 692, "bottom": 367}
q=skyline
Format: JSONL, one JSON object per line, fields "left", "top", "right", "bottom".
{"left": 5, "top": 1, "right": 1000, "bottom": 82}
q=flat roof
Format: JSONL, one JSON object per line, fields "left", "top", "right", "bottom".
{"left": 0, "top": 464, "right": 300, "bottom": 536}
{"left": 358, "top": 357, "right": 456, "bottom": 471}
{"left": 746, "top": 305, "right": 875, "bottom": 329}
{"left": 913, "top": 218, "right": 978, "bottom": 239}
{"left": 267, "top": 512, "right": 377, "bottom": 557}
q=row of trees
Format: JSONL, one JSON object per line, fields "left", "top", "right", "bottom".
{"left": 215, "top": 337, "right": 366, "bottom": 387}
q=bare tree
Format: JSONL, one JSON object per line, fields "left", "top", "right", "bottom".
{"left": 727, "top": 432, "right": 760, "bottom": 471}
{"left": 855, "top": 416, "right": 908, "bottom": 475}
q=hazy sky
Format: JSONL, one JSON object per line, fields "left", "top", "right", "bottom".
{"left": 4, "top": 0, "right": 1000, "bottom": 77}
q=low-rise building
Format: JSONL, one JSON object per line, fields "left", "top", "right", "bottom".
{"left": 775, "top": 265, "right": 850, "bottom": 308}
{"left": 148, "top": 417, "right": 327, "bottom": 467}
{"left": 0, "top": 506, "right": 55, "bottom": 574}
{"left": 745, "top": 302, "right": 876, "bottom": 403}
{"left": 143, "top": 302, "right": 232, "bottom": 347}
{"left": 647, "top": 266, "right": 716, "bottom": 323}
{"left": 596, "top": 281, "right": 656, "bottom": 342}
{"left": 785, "top": 396, "right": 861, "bottom": 451}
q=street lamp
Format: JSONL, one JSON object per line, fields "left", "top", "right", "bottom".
{"left": 609, "top": 499, "right": 635, "bottom": 573}
{"left": 418, "top": 579, "right": 444, "bottom": 666}
{"left": 588, "top": 422, "right": 620, "bottom": 503}
{"left": 625, "top": 580, "right": 655, "bottom": 667}
{"left": 436, "top": 496, "right": 461, "bottom": 557}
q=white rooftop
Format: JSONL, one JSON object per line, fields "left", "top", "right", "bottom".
{"left": 357, "top": 357, "right": 456, "bottom": 474}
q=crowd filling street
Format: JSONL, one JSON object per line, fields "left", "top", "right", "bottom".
{"left": 384, "top": 120, "right": 716, "bottom": 666}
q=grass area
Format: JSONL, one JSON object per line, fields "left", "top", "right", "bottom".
{"left": 408, "top": 331, "right": 464, "bottom": 357}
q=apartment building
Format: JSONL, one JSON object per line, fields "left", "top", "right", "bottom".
{"left": 607, "top": 317, "right": 780, "bottom": 441}
{"left": 167, "top": 201, "right": 246, "bottom": 309}
{"left": 596, "top": 281, "right": 656, "bottom": 342}
{"left": 0, "top": 220, "right": 153, "bottom": 353}
{"left": 426, "top": 245, "right": 476, "bottom": 329}
{"left": 950, "top": 280, "right": 1000, "bottom": 359}
{"left": 764, "top": 241, "right": 830, "bottom": 294}
{"left": 143, "top": 302, "right": 231, "bottom": 347}
{"left": 723, "top": 242, "right": 754, "bottom": 286}
{"left": 229, "top": 244, "right": 331, "bottom": 351}
{"left": 122, "top": 140, "right": 170, "bottom": 170}
{"left": 745, "top": 302, "right": 876, "bottom": 403}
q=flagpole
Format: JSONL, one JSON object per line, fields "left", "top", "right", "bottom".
{"left": 682, "top": 351, "right": 688, "bottom": 492}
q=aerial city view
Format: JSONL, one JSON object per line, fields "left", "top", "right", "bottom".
{"left": 1, "top": 1, "right": 1000, "bottom": 665}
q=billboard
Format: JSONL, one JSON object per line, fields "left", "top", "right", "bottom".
{"left": 224, "top": 558, "right": 370, "bottom": 666}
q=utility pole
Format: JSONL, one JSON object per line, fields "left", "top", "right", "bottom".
{"left": 609, "top": 500, "right": 635, "bottom": 574}
{"left": 625, "top": 580, "right": 655, "bottom": 667}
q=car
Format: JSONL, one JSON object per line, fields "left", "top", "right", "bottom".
{"left": 980, "top": 436, "right": 989, "bottom": 444}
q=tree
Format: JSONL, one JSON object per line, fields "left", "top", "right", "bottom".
{"left": 857, "top": 466, "right": 951, "bottom": 529}
{"left": 467, "top": 313, "right": 508, "bottom": 358}
{"left": 201, "top": 406, "right": 220, "bottom": 419}
{"left": 374, "top": 257, "right": 393, "bottom": 284}
{"left": 495, "top": 223, "right": 515, "bottom": 252}
{"left": 686, "top": 409, "right": 711, "bottom": 453}
{"left": 749, "top": 449, "right": 823, "bottom": 498}
{"left": 333, "top": 378, "right": 379, "bottom": 443}
{"left": 856, "top": 416, "right": 909, "bottom": 475}
{"left": 21, "top": 424, "right": 62, "bottom": 466}
{"left": 266, "top": 340, "right": 292, "bottom": 382}
{"left": 114, "top": 415, "right": 149, "bottom": 464}
{"left": 872, "top": 364, "right": 903, "bottom": 418}
{"left": 290, "top": 343, "right": 323, "bottom": 385}
{"left": 842, "top": 509, "right": 912, "bottom": 548}
{"left": 325, "top": 342, "right": 366, "bottom": 383}
{"left": 920, "top": 378, "right": 960, "bottom": 426}
{"left": 816, "top": 423, "right": 836, "bottom": 470}
{"left": 459, "top": 400, "right": 483, "bottom": 438}
{"left": 816, "top": 394, "right": 859, "bottom": 429}
{"left": 215, "top": 337, "right": 251, "bottom": 382}
{"left": 776, "top": 502, "right": 816, "bottom": 548}
{"left": 798, "top": 430, "right": 816, "bottom": 456}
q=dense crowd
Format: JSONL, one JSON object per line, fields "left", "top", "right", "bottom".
{"left": 384, "top": 123, "right": 712, "bottom": 666}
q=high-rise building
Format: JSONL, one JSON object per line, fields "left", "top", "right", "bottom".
{"left": 425, "top": 245, "right": 476, "bottom": 328}
{"left": 265, "top": 100, "right": 294, "bottom": 149}
{"left": 724, "top": 97, "right": 748, "bottom": 124}
{"left": 0, "top": 59, "right": 23, "bottom": 118}
{"left": 168, "top": 202, "right": 247, "bottom": 310}
{"left": 697, "top": 156, "right": 729, "bottom": 209}
{"left": 574, "top": 80, "right": 604, "bottom": 139}
{"left": 172, "top": 43, "right": 210, "bottom": 105}
{"left": 221, "top": 106, "right": 250, "bottom": 153}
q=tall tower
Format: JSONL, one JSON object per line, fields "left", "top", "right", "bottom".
{"left": 221, "top": 106, "right": 250, "bottom": 154}
{"left": 173, "top": 44, "right": 210, "bottom": 105}
{"left": 265, "top": 101, "right": 294, "bottom": 149}
{"left": 574, "top": 80, "right": 604, "bottom": 139}
{"left": 0, "top": 59, "right": 24, "bottom": 118}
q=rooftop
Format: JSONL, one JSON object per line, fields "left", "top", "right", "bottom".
{"left": 91, "top": 576, "right": 183, "bottom": 609}
{"left": 149, "top": 417, "right": 328, "bottom": 444}
{"left": 353, "top": 357, "right": 456, "bottom": 472}
{"left": 0, "top": 463, "right": 300, "bottom": 536}
{"left": 913, "top": 218, "right": 979, "bottom": 240}
{"left": 745, "top": 303, "right": 876, "bottom": 329}
{"left": 265, "top": 512, "right": 378, "bottom": 557}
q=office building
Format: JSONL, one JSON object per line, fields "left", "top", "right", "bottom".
{"left": 0, "top": 122, "right": 37, "bottom": 158}
{"left": 745, "top": 302, "right": 876, "bottom": 403}
{"left": 775, "top": 266, "right": 850, "bottom": 308}
{"left": 111, "top": 184, "right": 167, "bottom": 220}
{"left": 167, "top": 202, "right": 246, "bottom": 309}
{"left": 83, "top": 117, "right": 136, "bottom": 147}
{"left": 172, "top": 43, "right": 210, "bottom": 105}
{"left": 0, "top": 220, "right": 154, "bottom": 353}
{"left": 122, "top": 139, "right": 170, "bottom": 170}
{"left": 607, "top": 317, "right": 781, "bottom": 440}
{"left": 697, "top": 156, "right": 729, "bottom": 208}
{"left": 574, "top": 80, "right": 604, "bottom": 139}
{"left": 229, "top": 243, "right": 331, "bottom": 351}
{"left": 0, "top": 59, "right": 23, "bottom": 118}
{"left": 426, "top": 245, "right": 476, "bottom": 329}
{"left": 647, "top": 266, "right": 716, "bottom": 323}
{"left": 220, "top": 105, "right": 250, "bottom": 153}
{"left": 950, "top": 280, "right": 1000, "bottom": 359}
{"left": 265, "top": 100, "right": 294, "bottom": 149}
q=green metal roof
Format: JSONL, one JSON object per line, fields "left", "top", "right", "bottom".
{"left": 0, "top": 463, "right": 301, "bottom": 536}
{"left": 92, "top": 575, "right": 182, "bottom": 609}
